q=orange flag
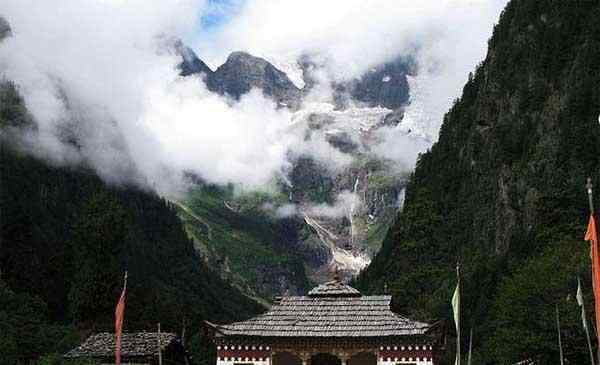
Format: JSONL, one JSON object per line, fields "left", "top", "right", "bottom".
{"left": 586, "top": 215, "right": 600, "bottom": 341}
{"left": 115, "top": 273, "right": 127, "bottom": 365}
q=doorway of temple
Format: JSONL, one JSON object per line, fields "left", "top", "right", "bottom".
{"left": 311, "top": 353, "right": 341, "bottom": 365}
{"left": 273, "top": 352, "right": 302, "bottom": 365}
{"left": 348, "top": 352, "right": 377, "bottom": 365}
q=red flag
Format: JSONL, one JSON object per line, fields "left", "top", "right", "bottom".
{"left": 586, "top": 215, "right": 600, "bottom": 341}
{"left": 115, "top": 273, "right": 127, "bottom": 365}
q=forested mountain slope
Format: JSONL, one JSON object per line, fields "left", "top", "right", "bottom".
{"left": 0, "top": 82, "right": 263, "bottom": 364}
{"left": 357, "top": 1, "right": 600, "bottom": 363}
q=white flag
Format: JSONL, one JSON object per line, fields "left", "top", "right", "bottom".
{"left": 577, "top": 279, "right": 588, "bottom": 330}
{"left": 467, "top": 327, "right": 473, "bottom": 365}
{"left": 577, "top": 277, "right": 596, "bottom": 365}
{"left": 452, "top": 280, "right": 461, "bottom": 365}
{"left": 452, "top": 283, "right": 460, "bottom": 331}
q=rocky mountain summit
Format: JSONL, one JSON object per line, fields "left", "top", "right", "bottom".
{"left": 209, "top": 52, "right": 303, "bottom": 108}
{"left": 178, "top": 48, "right": 302, "bottom": 109}
{"left": 178, "top": 45, "right": 414, "bottom": 112}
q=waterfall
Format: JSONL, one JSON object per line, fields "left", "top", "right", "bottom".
{"left": 349, "top": 176, "right": 360, "bottom": 247}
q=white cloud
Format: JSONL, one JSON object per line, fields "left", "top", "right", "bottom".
{"left": 306, "top": 191, "right": 361, "bottom": 219}
{"left": 274, "top": 203, "right": 298, "bottom": 218}
{"left": 265, "top": 190, "right": 361, "bottom": 220}
{"left": 0, "top": 0, "right": 307, "bottom": 195}
{"left": 197, "top": 0, "right": 507, "bottom": 142}
{"left": 196, "top": 0, "right": 506, "bottom": 80}
{"left": 0, "top": 0, "right": 507, "bottom": 197}
{"left": 0, "top": 0, "right": 205, "bottom": 192}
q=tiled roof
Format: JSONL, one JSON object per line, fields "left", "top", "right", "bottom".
{"left": 64, "top": 332, "right": 177, "bottom": 358}
{"left": 209, "top": 281, "right": 431, "bottom": 338}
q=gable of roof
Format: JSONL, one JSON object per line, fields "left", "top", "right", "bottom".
{"left": 64, "top": 332, "right": 178, "bottom": 358}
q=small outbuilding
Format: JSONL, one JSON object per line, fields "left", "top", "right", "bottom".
{"left": 64, "top": 331, "right": 189, "bottom": 364}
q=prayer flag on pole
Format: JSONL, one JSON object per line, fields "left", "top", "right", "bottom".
{"left": 452, "top": 264, "right": 461, "bottom": 365}
{"left": 586, "top": 213, "right": 600, "bottom": 342}
{"left": 584, "top": 178, "right": 599, "bottom": 364}
{"left": 115, "top": 272, "right": 127, "bottom": 365}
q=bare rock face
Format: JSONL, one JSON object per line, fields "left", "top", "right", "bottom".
{"left": 178, "top": 47, "right": 302, "bottom": 109}
{"left": 299, "top": 54, "right": 414, "bottom": 110}
{"left": 175, "top": 41, "right": 213, "bottom": 77}
{"left": 178, "top": 47, "right": 413, "bottom": 115}
{"left": 208, "top": 52, "right": 302, "bottom": 108}
{"left": 341, "top": 57, "right": 414, "bottom": 110}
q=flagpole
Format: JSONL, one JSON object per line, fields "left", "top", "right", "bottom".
{"left": 556, "top": 304, "right": 564, "bottom": 365}
{"left": 467, "top": 326, "right": 473, "bottom": 365}
{"left": 579, "top": 277, "right": 596, "bottom": 365}
{"left": 158, "top": 322, "right": 163, "bottom": 365}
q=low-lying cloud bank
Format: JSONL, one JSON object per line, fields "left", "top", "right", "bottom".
{"left": 271, "top": 190, "right": 361, "bottom": 220}
{"left": 0, "top": 0, "right": 507, "bottom": 197}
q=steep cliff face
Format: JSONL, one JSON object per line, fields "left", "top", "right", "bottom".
{"left": 357, "top": 1, "right": 600, "bottom": 363}
{"left": 337, "top": 57, "right": 414, "bottom": 110}
{"left": 299, "top": 54, "right": 414, "bottom": 110}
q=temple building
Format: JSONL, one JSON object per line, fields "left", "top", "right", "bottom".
{"left": 205, "top": 278, "right": 442, "bottom": 365}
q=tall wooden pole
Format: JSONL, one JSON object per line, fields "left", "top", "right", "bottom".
{"left": 556, "top": 304, "right": 564, "bottom": 365}
{"left": 158, "top": 322, "right": 163, "bottom": 365}
{"left": 579, "top": 277, "right": 596, "bottom": 365}
{"left": 181, "top": 317, "right": 186, "bottom": 347}
{"left": 467, "top": 326, "right": 473, "bottom": 365}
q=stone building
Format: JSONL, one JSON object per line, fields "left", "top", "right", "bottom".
{"left": 205, "top": 278, "right": 442, "bottom": 365}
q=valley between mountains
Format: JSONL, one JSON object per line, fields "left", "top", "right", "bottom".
{"left": 3, "top": 1, "right": 600, "bottom": 363}
{"left": 173, "top": 48, "right": 424, "bottom": 300}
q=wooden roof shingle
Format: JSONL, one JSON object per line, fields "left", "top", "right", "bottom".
{"left": 64, "top": 332, "right": 177, "bottom": 358}
{"left": 210, "top": 280, "right": 431, "bottom": 338}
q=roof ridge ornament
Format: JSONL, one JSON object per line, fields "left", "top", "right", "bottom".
{"left": 333, "top": 266, "right": 341, "bottom": 282}
{"left": 307, "top": 276, "right": 362, "bottom": 298}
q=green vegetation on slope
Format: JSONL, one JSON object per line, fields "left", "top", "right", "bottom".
{"left": 357, "top": 1, "right": 600, "bottom": 364}
{"left": 0, "top": 81, "right": 263, "bottom": 365}
{"left": 178, "top": 185, "right": 311, "bottom": 300}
